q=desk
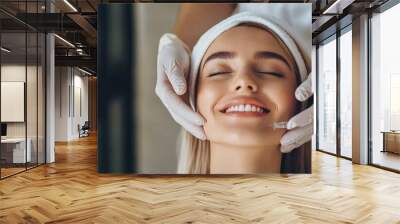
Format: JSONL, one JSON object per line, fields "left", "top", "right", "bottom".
{"left": 1, "top": 138, "right": 31, "bottom": 163}
{"left": 381, "top": 131, "right": 400, "bottom": 154}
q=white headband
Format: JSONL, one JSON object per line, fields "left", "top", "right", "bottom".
{"left": 188, "top": 11, "right": 308, "bottom": 110}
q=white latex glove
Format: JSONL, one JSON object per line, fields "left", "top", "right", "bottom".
{"left": 155, "top": 33, "right": 206, "bottom": 140}
{"left": 280, "top": 75, "right": 314, "bottom": 153}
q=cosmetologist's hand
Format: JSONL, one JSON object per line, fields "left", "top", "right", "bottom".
{"left": 280, "top": 75, "right": 313, "bottom": 153}
{"left": 155, "top": 33, "right": 206, "bottom": 140}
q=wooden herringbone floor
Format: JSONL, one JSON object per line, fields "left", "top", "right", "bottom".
{"left": 1, "top": 134, "right": 400, "bottom": 224}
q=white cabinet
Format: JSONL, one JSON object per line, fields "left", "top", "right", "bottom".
{"left": 1, "top": 138, "right": 32, "bottom": 163}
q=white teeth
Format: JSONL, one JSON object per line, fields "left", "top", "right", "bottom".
{"left": 225, "top": 104, "right": 266, "bottom": 113}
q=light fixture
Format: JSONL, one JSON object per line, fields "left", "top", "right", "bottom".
{"left": 1, "top": 47, "right": 11, "bottom": 53}
{"left": 63, "top": 0, "right": 78, "bottom": 12}
{"left": 322, "top": 0, "right": 355, "bottom": 15}
{"left": 78, "top": 67, "right": 92, "bottom": 76}
{"left": 54, "top": 34, "right": 75, "bottom": 48}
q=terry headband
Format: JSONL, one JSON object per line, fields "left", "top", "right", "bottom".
{"left": 188, "top": 11, "right": 309, "bottom": 110}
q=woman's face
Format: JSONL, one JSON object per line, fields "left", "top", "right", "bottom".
{"left": 196, "top": 25, "right": 299, "bottom": 147}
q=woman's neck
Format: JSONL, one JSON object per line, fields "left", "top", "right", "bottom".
{"left": 209, "top": 142, "right": 282, "bottom": 174}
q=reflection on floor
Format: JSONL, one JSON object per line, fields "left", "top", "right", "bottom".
{"left": 341, "top": 147, "right": 352, "bottom": 158}
{"left": 0, "top": 135, "right": 400, "bottom": 223}
{"left": 373, "top": 150, "right": 400, "bottom": 171}
{"left": 0, "top": 162, "right": 43, "bottom": 178}
{"left": 0, "top": 167, "right": 25, "bottom": 177}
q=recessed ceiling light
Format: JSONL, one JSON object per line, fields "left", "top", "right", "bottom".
{"left": 63, "top": 0, "right": 78, "bottom": 12}
{"left": 323, "top": 0, "right": 354, "bottom": 15}
{"left": 1, "top": 47, "right": 11, "bottom": 53}
{"left": 78, "top": 67, "right": 92, "bottom": 76}
{"left": 54, "top": 34, "right": 75, "bottom": 48}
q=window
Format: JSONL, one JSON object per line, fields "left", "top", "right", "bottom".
{"left": 370, "top": 2, "right": 400, "bottom": 171}
{"left": 339, "top": 27, "right": 352, "bottom": 158}
{"left": 317, "top": 35, "right": 337, "bottom": 155}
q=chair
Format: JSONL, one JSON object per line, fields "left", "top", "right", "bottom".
{"left": 78, "top": 121, "right": 90, "bottom": 138}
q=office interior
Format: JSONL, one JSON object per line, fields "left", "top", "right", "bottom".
{"left": 314, "top": 0, "right": 400, "bottom": 172}
{"left": 0, "top": 0, "right": 400, "bottom": 222}
{"left": 0, "top": 0, "right": 97, "bottom": 179}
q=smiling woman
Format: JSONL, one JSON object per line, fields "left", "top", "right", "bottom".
{"left": 177, "top": 12, "right": 310, "bottom": 174}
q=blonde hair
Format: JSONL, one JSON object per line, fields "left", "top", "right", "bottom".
{"left": 177, "top": 129, "right": 210, "bottom": 174}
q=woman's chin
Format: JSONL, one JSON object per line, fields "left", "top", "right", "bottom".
{"left": 206, "top": 129, "right": 284, "bottom": 147}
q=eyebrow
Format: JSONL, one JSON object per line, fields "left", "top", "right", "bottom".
{"left": 202, "top": 51, "right": 237, "bottom": 68}
{"left": 202, "top": 50, "right": 292, "bottom": 70}
{"left": 255, "top": 51, "right": 291, "bottom": 70}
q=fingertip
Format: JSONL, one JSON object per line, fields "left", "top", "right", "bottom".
{"left": 286, "top": 120, "right": 296, "bottom": 129}
{"left": 189, "top": 113, "right": 205, "bottom": 126}
{"left": 195, "top": 131, "right": 207, "bottom": 141}
{"left": 198, "top": 135, "right": 207, "bottom": 141}
{"left": 174, "top": 84, "right": 187, "bottom": 95}
{"left": 171, "top": 75, "right": 187, "bottom": 95}
{"left": 195, "top": 117, "right": 205, "bottom": 126}
{"left": 295, "top": 88, "right": 306, "bottom": 101}
{"left": 280, "top": 145, "right": 291, "bottom": 153}
{"left": 280, "top": 136, "right": 289, "bottom": 146}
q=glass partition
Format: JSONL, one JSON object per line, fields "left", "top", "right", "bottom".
{"left": 1, "top": 30, "right": 28, "bottom": 177}
{"left": 27, "top": 30, "right": 38, "bottom": 169}
{"left": 0, "top": 1, "right": 46, "bottom": 179}
{"left": 317, "top": 35, "right": 337, "bottom": 155}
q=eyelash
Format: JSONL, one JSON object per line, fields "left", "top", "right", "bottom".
{"left": 207, "top": 71, "right": 284, "bottom": 78}
{"left": 256, "top": 71, "right": 284, "bottom": 78}
{"left": 207, "top": 72, "right": 231, "bottom": 77}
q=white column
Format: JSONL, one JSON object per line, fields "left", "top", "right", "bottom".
{"left": 46, "top": 1, "right": 55, "bottom": 163}
{"left": 352, "top": 14, "right": 369, "bottom": 164}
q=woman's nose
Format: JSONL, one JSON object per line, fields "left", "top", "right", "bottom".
{"left": 232, "top": 74, "right": 258, "bottom": 92}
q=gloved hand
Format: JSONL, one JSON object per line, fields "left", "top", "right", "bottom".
{"left": 155, "top": 33, "right": 206, "bottom": 140}
{"left": 280, "top": 74, "right": 314, "bottom": 153}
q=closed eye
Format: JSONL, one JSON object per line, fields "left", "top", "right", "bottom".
{"left": 207, "top": 71, "right": 232, "bottom": 77}
{"left": 256, "top": 71, "right": 284, "bottom": 78}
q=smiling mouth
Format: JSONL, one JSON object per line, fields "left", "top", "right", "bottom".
{"left": 221, "top": 104, "right": 270, "bottom": 114}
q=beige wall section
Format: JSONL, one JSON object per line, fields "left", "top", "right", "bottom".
{"left": 55, "top": 67, "right": 69, "bottom": 141}
{"left": 1, "top": 65, "right": 38, "bottom": 138}
{"left": 54, "top": 67, "right": 89, "bottom": 141}
{"left": 352, "top": 14, "right": 369, "bottom": 164}
{"left": 88, "top": 77, "right": 97, "bottom": 132}
{"left": 135, "top": 3, "right": 181, "bottom": 173}
{"left": 1, "top": 64, "right": 44, "bottom": 163}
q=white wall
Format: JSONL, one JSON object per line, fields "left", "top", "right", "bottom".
{"left": 1, "top": 65, "right": 39, "bottom": 137}
{"left": 1, "top": 63, "right": 46, "bottom": 163}
{"left": 54, "top": 67, "right": 89, "bottom": 141}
